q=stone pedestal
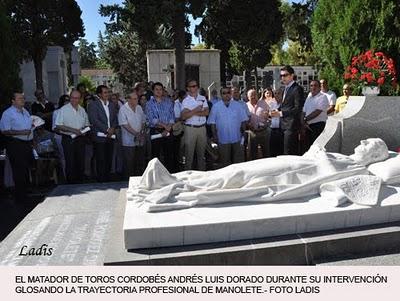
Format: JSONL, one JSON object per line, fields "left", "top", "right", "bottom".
{"left": 123, "top": 181, "right": 400, "bottom": 250}
{"left": 316, "top": 96, "right": 400, "bottom": 154}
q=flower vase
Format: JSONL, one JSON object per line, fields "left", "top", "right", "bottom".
{"left": 362, "top": 86, "right": 380, "bottom": 96}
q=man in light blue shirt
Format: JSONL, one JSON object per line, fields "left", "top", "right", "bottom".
{"left": 0, "top": 92, "right": 34, "bottom": 203}
{"left": 145, "top": 82, "right": 175, "bottom": 172}
{"left": 208, "top": 87, "right": 248, "bottom": 167}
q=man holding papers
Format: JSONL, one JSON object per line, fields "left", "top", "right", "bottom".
{"left": 88, "top": 85, "right": 118, "bottom": 182}
{"left": 55, "top": 90, "right": 90, "bottom": 184}
{"left": 0, "top": 92, "right": 34, "bottom": 203}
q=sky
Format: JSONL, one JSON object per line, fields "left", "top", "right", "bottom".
{"left": 76, "top": 0, "right": 302, "bottom": 46}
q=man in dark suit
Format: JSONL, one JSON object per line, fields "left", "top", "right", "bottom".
{"left": 88, "top": 85, "right": 118, "bottom": 182}
{"left": 31, "top": 89, "right": 55, "bottom": 131}
{"left": 270, "top": 65, "right": 304, "bottom": 155}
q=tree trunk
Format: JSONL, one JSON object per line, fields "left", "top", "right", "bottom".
{"left": 244, "top": 69, "right": 252, "bottom": 91}
{"left": 219, "top": 48, "right": 229, "bottom": 85}
{"left": 33, "top": 51, "right": 44, "bottom": 91}
{"left": 254, "top": 67, "right": 259, "bottom": 95}
{"left": 172, "top": 1, "right": 186, "bottom": 90}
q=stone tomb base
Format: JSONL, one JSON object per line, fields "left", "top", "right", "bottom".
{"left": 123, "top": 178, "right": 400, "bottom": 250}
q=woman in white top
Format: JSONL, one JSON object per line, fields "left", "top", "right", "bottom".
{"left": 262, "top": 87, "right": 284, "bottom": 157}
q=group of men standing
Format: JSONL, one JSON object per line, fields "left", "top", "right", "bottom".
{"left": 149, "top": 64, "right": 335, "bottom": 172}
{"left": 1, "top": 64, "right": 340, "bottom": 206}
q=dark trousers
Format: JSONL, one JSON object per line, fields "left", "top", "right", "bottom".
{"left": 62, "top": 136, "right": 86, "bottom": 184}
{"left": 219, "top": 142, "right": 244, "bottom": 167}
{"left": 306, "top": 121, "right": 326, "bottom": 150}
{"left": 123, "top": 146, "right": 145, "bottom": 178}
{"left": 172, "top": 133, "right": 183, "bottom": 173}
{"left": 94, "top": 140, "right": 114, "bottom": 182}
{"left": 6, "top": 138, "right": 33, "bottom": 202}
{"left": 248, "top": 128, "right": 270, "bottom": 160}
{"left": 283, "top": 129, "right": 299, "bottom": 155}
{"left": 270, "top": 128, "right": 284, "bottom": 157}
{"left": 151, "top": 133, "right": 174, "bottom": 172}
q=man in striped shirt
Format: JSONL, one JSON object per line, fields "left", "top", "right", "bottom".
{"left": 145, "top": 82, "right": 175, "bottom": 172}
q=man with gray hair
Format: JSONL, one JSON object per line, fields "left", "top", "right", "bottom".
{"left": 118, "top": 91, "right": 146, "bottom": 177}
{"left": 246, "top": 89, "right": 270, "bottom": 159}
{"left": 55, "top": 90, "right": 90, "bottom": 183}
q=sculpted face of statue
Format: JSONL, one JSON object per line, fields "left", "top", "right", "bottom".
{"left": 350, "top": 138, "right": 389, "bottom": 166}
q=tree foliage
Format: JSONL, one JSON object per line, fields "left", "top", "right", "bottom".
{"left": 78, "top": 38, "right": 98, "bottom": 69}
{"left": 282, "top": 0, "right": 317, "bottom": 52}
{"left": 312, "top": 0, "right": 400, "bottom": 94}
{"left": 267, "top": 0, "right": 317, "bottom": 70}
{"left": 101, "top": 30, "right": 148, "bottom": 88}
{"left": 100, "top": 0, "right": 206, "bottom": 89}
{"left": 197, "top": 0, "right": 283, "bottom": 86}
{"left": 270, "top": 41, "right": 318, "bottom": 66}
{"left": 8, "top": 0, "right": 84, "bottom": 90}
{"left": 78, "top": 75, "right": 96, "bottom": 93}
{"left": 0, "top": 3, "right": 22, "bottom": 108}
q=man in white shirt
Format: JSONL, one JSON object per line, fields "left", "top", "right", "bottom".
{"left": 302, "top": 80, "right": 330, "bottom": 150}
{"left": 118, "top": 92, "right": 146, "bottom": 177}
{"left": 320, "top": 79, "right": 337, "bottom": 115}
{"left": 181, "top": 80, "right": 209, "bottom": 170}
{"left": 55, "top": 90, "right": 90, "bottom": 183}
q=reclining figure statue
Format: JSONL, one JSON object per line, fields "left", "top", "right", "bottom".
{"left": 127, "top": 138, "right": 389, "bottom": 212}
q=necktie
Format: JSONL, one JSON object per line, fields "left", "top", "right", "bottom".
{"left": 283, "top": 86, "right": 290, "bottom": 102}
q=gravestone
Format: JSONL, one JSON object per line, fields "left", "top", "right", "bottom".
{"left": 0, "top": 182, "right": 126, "bottom": 265}
{"left": 315, "top": 96, "right": 400, "bottom": 154}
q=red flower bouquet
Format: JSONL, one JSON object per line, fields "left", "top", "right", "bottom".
{"left": 344, "top": 50, "right": 398, "bottom": 95}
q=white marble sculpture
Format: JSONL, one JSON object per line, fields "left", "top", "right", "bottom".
{"left": 126, "top": 138, "right": 389, "bottom": 212}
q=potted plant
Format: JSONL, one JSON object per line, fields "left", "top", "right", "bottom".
{"left": 344, "top": 50, "right": 398, "bottom": 96}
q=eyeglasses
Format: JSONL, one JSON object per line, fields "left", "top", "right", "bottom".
{"left": 188, "top": 85, "right": 197, "bottom": 88}
{"left": 280, "top": 73, "right": 290, "bottom": 78}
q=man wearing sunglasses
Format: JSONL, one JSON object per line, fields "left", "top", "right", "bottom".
{"left": 181, "top": 79, "right": 209, "bottom": 171}
{"left": 270, "top": 65, "right": 304, "bottom": 155}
